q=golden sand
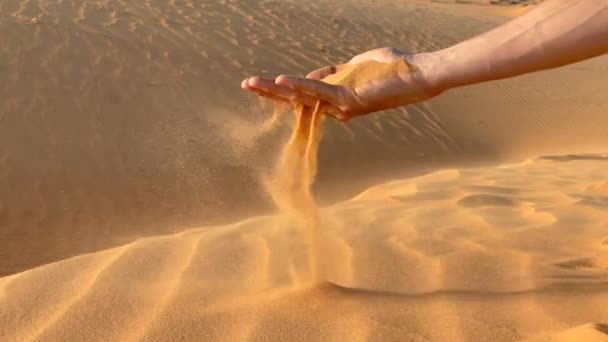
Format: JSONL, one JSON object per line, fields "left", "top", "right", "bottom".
{"left": 322, "top": 59, "right": 410, "bottom": 88}
{"left": 265, "top": 101, "right": 324, "bottom": 280}
{"left": 264, "top": 59, "right": 408, "bottom": 281}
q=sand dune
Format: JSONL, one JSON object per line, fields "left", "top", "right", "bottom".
{"left": 2, "top": 155, "right": 608, "bottom": 341}
{"left": 2, "top": 0, "right": 608, "bottom": 340}
{"left": 1, "top": 0, "right": 607, "bottom": 277}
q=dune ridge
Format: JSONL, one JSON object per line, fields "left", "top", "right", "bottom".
{"left": 2, "top": 154, "right": 608, "bottom": 341}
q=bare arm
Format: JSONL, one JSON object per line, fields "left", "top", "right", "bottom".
{"left": 420, "top": 0, "right": 608, "bottom": 91}
{"left": 242, "top": 0, "right": 608, "bottom": 121}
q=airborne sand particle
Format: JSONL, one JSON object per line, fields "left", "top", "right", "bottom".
{"left": 265, "top": 101, "right": 324, "bottom": 281}
{"left": 262, "top": 60, "right": 410, "bottom": 282}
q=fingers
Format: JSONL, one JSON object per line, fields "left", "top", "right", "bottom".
{"left": 275, "top": 75, "right": 344, "bottom": 104}
{"left": 241, "top": 76, "right": 349, "bottom": 121}
{"left": 241, "top": 79, "right": 290, "bottom": 106}
{"left": 245, "top": 76, "right": 323, "bottom": 108}
{"left": 256, "top": 90, "right": 294, "bottom": 107}
{"left": 318, "top": 102, "right": 346, "bottom": 121}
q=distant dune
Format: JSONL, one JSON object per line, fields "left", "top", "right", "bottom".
{"left": 1, "top": 0, "right": 607, "bottom": 340}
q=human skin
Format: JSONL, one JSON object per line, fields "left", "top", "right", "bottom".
{"left": 241, "top": 0, "right": 608, "bottom": 121}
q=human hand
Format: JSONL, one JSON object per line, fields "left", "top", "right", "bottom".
{"left": 241, "top": 47, "right": 443, "bottom": 121}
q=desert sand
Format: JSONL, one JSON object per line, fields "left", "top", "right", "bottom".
{"left": 1, "top": 0, "right": 608, "bottom": 340}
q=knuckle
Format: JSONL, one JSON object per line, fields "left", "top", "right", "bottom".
{"left": 340, "top": 104, "right": 354, "bottom": 115}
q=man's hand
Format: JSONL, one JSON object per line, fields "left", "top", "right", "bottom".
{"left": 241, "top": 47, "right": 442, "bottom": 121}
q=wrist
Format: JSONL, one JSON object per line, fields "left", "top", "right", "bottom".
{"left": 406, "top": 51, "right": 449, "bottom": 97}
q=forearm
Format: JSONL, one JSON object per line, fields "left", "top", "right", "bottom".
{"left": 419, "top": 0, "right": 608, "bottom": 91}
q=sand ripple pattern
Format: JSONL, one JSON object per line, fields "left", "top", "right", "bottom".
{"left": 1, "top": 155, "right": 608, "bottom": 341}
{"left": 0, "top": 0, "right": 515, "bottom": 277}
{"left": 1, "top": 0, "right": 607, "bottom": 285}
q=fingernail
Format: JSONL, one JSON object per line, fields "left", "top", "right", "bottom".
{"left": 249, "top": 76, "right": 263, "bottom": 87}
{"left": 275, "top": 75, "right": 289, "bottom": 84}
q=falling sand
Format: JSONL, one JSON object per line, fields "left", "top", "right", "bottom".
{"left": 265, "top": 59, "right": 411, "bottom": 282}
{"left": 265, "top": 101, "right": 324, "bottom": 281}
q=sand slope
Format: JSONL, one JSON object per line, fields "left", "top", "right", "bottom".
{"left": 1, "top": 0, "right": 608, "bottom": 276}
{"left": 2, "top": 154, "right": 608, "bottom": 341}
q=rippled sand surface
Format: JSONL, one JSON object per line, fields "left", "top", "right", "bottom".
{"left": 2, "top": 155, "right": 608, "bottom": 341}
{"left": 1, "top": 0, "right": 608, "bottom": 340}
